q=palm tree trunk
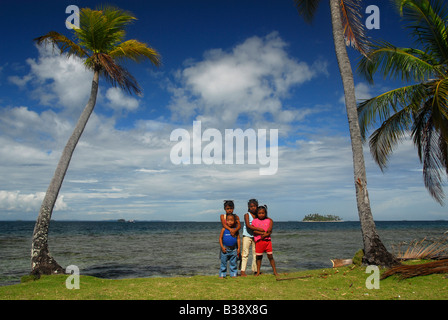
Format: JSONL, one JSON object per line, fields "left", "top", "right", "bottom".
{"left": 31, "top": 70, "right": 100, "bottom": 276}
{"left": 329, "top": 0, "right": 398, "bottom": 267}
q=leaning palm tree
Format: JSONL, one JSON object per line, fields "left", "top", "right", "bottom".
{"left": 31, "top": 6, "right": 160, "bottom": 276}
{"left": 294, "top": 0, "right": 398, "bottom": 267}
{"left": 357, "top": 0, "right": 448, "bottom": 205}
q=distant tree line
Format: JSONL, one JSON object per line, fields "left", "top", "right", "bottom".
{"left": 302, "top": 213, "right": 342, "bottom": 222}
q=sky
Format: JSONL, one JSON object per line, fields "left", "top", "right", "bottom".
{"left": 0, "top": 0, "right": 446, "bottom": 221}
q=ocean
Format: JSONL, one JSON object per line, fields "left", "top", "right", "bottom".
{"left": 1, "top": 220, "right": 448, "bottom": 286}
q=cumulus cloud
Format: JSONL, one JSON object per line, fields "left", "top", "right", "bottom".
{"left": 1, "top": 32, "right": 442, "bottom": 221}
{"left": 168, "top": 32, "right": 328, "bottom": 128}
{"left": 339, "top": 82, "right": 373, "bottom": 105}
{"left": 105, "top": 87, "right": 140, "bottom": 112}
{"left": 10, "top": 45, "right": 92, "bottom": 114}
{"left": 9, "top": 45, "right": 140, "bottom": 117}
{"left": 0, "top": 190, "right": 67, "bottom": 212}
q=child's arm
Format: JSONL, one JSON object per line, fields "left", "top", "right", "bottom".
{"left": 244, "top": 213, "right": 259, "bottom": 231}
{"left": 234, "top": 215, "right": 241, "bottom": 233}
{"left": 219, "top": 228, "right": 226, "bottom": 253}
{"left": 220, "top": 214, "right": 227, "bottom": 228}
{"left": 221, "top": 214, "right": 241, "bottom": 236}
{"left": 250, "top": 218, "right": 266, "bottom": 234}
{"left": 237, "top": 233, "right": 241, "bottom": 255}
{"left": 261, "top": 219, "right": 273, "bottom": 239}
{"left": 266, "top": 218, "right": 273, "bottom": 235}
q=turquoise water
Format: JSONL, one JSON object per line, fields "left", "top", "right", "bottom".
{"left": 1, "top": 220, "right": 447, "bottom": 286}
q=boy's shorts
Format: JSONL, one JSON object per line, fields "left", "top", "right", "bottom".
{"left": 255, "top": 239, "right": 273, "bottom": 255}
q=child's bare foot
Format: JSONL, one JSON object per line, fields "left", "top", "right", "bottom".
{"left": 241, "top": 271, "right": 247, "bottom": 277}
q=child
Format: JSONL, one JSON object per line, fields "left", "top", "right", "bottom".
{"left": 219, "top": 213, "right": 240, "bottom": 278}
{"left": 220, "top": 200, "right": 241, "bottom": 237}
{"left": 252, "top": 205, "right": 278, "bottom": 277}
{"left": 240, "top": 198, "right": 258, "bottom": 276}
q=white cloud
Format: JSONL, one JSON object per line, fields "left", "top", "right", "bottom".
{"left": 339, "top": 82, "right": 373, "bottom": 104}
{"left": 8, "top": 74, "right": 33, "bottom": 88}
{"left": 9, "top": 45, "right": 141, "bottom": 118}
{"left": 1, "top": 33, "right": 445, "bottom": 222}
{"left": 169, "top": 32, "right": 328, "bottom": 128}
{"left": 22, "top": 45, "right": 92, "bottom": 113}
{"left": 0, "top": 190, "right": 67, "bottom": 212}
{"left": 105, "top": 87, "right": 139, "bottom": 112}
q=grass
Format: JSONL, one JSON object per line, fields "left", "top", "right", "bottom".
{"left": 1, "top": 262, "right": 447, "bottom": 300}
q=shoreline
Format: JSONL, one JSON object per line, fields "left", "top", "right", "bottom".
{"left": 1, "top": 219, "right": 447, "bottom": 222}
{"left": 301, "top": 220, "right": 344, "bottom": 222}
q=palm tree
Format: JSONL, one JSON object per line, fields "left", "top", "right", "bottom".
{"left": 294, "top": 0, "right": 398, "bottom": 267}
{"left": 31, "top": 6, "right": 160, "bottom": 276}
{"left": 357, "top": 0, "right": 448, "bottom": 205}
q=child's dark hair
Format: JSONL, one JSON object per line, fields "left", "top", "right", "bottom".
{"left": 248, "top": 198, "right": 258, "bottom": 207}
{"left": 223, "top": 200, "right": 234, "bottom": 209}
{"left": 257, "top": 205, "right": 268, "bottom": 216}
{"left": 226, "top": 213, "right": 235, "bottom": 220}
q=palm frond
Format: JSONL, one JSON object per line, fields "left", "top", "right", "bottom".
{"left": 392, "top": 236, "right": 448, "bottom": 260}
{"left": 368, "top": 107, "right": 414, "bottom": 170}
{"left": 34, "top": 31, "right": 89, "bottom": 59}
{"left": 422, "top": 121, "right": 445, "bottom": 203}
{"left": 431, "top": 78, "right": 448, "bottom": 123}
{"left": 412, "top": 99, "right": 446, "bottom": 204}
{"left": 357, "top": 0, "right": 448, "bottom": 205}
{"left": 94, "top": 53, "right": 141, "bottom": 96}
{"left": 75, "top": 6, "right": 136, "bottom": 53}
{"left": 294, "top": 0, "right": 370, "bottom": 55}
{"left": 357, "top": 41, "right": 439, "bottom": 84}
{"left": 109, "top": 40, "right": 161, "bottom": 66}
{"left": 395, "top": 0, "right": 448, "bottom": 63}
{"left": 357, "top": 83, "right": 425, "bottom": 138}
{"left": 293, "top": 0, "right": 322, "bottom": 23}
{"left": 439, "top": 132, "right": 448, "bottom": 174}
{"left": 339, "top": 0, "right": 370, "bottom": 56}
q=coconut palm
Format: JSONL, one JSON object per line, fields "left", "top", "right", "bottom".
{"left": 357, "top": 0, "right": 448, "bottom": 205}
{"left": 294, "top": 0, "right": 398, "bottom": 267}
{"left": 31, "top": 6, "right": 160, "bottom": 276}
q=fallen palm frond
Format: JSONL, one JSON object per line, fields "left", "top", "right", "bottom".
{"left": 331, "top": 259, "right": 353, "bottom": 268}
{"left": 381, "top": 259, "right": 448, "bottom": 280}
{"left": 391, "top": 236, "right": 448, "bottom": 261}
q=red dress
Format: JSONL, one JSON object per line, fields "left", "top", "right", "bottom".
{"left": 251, "top": 218, "right": 272, "bottom": 255}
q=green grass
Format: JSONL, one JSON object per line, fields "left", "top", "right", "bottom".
{"left": 1, "top": 264, "right": 447, "bottom": 300}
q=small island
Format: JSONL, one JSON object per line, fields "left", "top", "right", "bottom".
{"left": 302, "top": 213, "right": 342, "bottom": 222}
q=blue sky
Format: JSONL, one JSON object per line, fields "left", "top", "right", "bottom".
{"left": 0, "top": 0, "right": 446, "bottom": 221}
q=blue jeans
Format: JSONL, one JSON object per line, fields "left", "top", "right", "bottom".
{"left": 220, "top": 247, "right": 238, "bottom": 277}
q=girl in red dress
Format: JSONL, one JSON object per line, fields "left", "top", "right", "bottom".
{"left": 251, "top": 205, "right": 278, "bottom": 277}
